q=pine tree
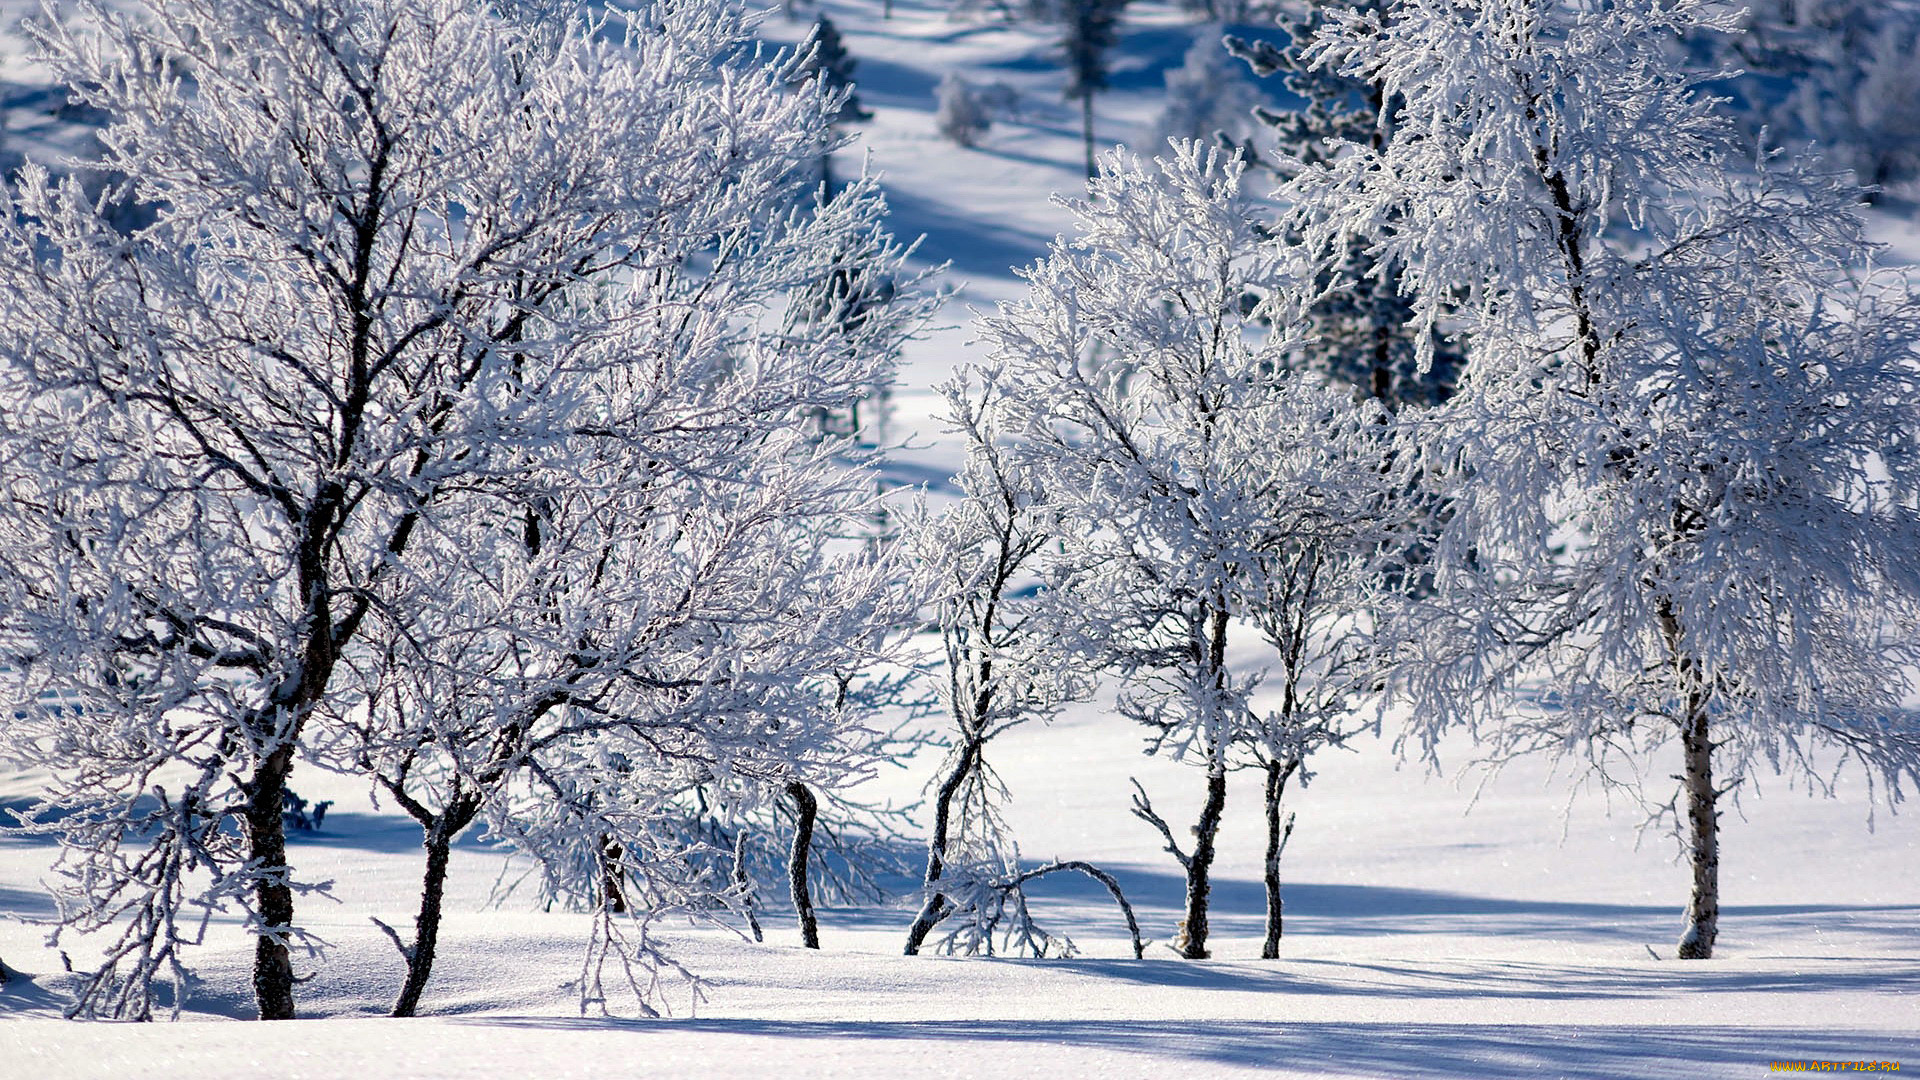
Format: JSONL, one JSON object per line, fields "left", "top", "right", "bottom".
{"left": 1227, "top": 0, "right": 1459, "bottom": 408}
{"left": 1056, "top": 0, "right": 1130, "bottom": 179}
{"left": 791, "top": 14, "right": 875, "bottom": 190}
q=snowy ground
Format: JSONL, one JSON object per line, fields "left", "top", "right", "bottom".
{"left": 5, "top": 709, "right": 1918, "bottom": 1077}
{"left": 3, "top": 0, "right": 1919, "bottom": 1075}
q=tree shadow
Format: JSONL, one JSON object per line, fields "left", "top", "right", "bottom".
{"left": 457, "top": 1016, "right": 1920, "bottom": 1078}
{"left": 878, "top": 184, "right": 1054, "bottom": 282}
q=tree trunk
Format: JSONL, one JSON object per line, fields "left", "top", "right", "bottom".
{"left": 1081, "top": 93, "right": 1097, "bottom": 180}
{"left": 390, "top": 797, "right": 479, "bottom": 1018}
{"left": 1261, "top": 759, "right": 1297, "bottom": 960}
{"left": 1676, "top": 704, "right": 1719, "bottom": 959}
{"left": 243, "top": 746, "right": 299, "bottom": 1020}
{"left": 904, "top": 738, "right": 981, "bottom": 956}
{"left": 786, "top": 781, "right": 820, "bottom": 949}
{"left": 390, "top": 828, "right": 452, "bottom": 1018}
{"left": 599, "top": 835, "right": 627, "bottom": 915}
{"left": 1658, "top": 594, "right": 1718, "bottom": 960}
{"left": 732, "top": 828, "right": 763, "bottom": 943}
{"left": 1178, "top": 765, "right": 1228, "bottom": 960}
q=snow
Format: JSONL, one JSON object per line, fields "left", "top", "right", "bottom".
{"left": 2, "top": 0, "right": 1917, "bottom": 1075}
{"left": 6, "top": 708, "right": 1917, "bottom": 1074}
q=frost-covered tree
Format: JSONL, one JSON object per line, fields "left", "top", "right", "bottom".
{"left": 934, "top": 72, "right": 993, "bottom": 148}
{"left": 1237, "top": 396, "right": 1411, "bottom": 957}
{"left": 0, "top": 0, "right": 932, "bottom": 1021}
{"left": 1285, "top": 0, "right": 1920, "bottom": 959}
{"left": 1055, "top": 0, "right": 1130, "bottom": 178}
{"left": 900, "top": 377, "right": 1119, "bottom": 958}
{"left": 1148, "top": 28, "right": 1262, "bottom": 155}
{"left": 985, "top": 143, "right": 1404, "bottom": 959}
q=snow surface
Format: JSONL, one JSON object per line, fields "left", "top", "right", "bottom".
{"left": 2, "top": 0, "right": 1918, "bottom": 1076}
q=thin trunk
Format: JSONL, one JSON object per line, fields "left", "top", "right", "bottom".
{"left": 390, "top": 797, "right": 479, "bottom": 1018}
{"left": 1178, "top": 766, "right": 1228, "bottom": 959}
{"left": 1659, "top": 596, "right": 1718, "bottom": 960}
{"left": 1261, "top": 759, "right": 1297, "bottom": 960}
{"left": 1178, "top": 607, "right": 1232, "bottom": 961}
{"left": 904, "top": 737, "right": 982, "bottom": 955}
{"left": 599, "top": 835, "right": 627, "bottom": 915}
{"left": 391, "top": 828, "right": 452, "bottom": 1018}
{"left": 786, "top": 781, "right": 820, "bottom": 949}
{"left": 733, "top": 829, "right": 763, "bottom": 944}
{"left": 1081, "top": 93, "right": 1097, "bottom": 180}
{"left": 244, "top": 746, "right": 298, "bottom": 1020}
{"left": 1677, "top": 703, "right": 1719, "bottom": 959}
{"left": 1369, "top": 266, "right": 1396, "bottom": 403}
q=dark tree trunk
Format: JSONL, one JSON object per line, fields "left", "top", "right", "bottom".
{"left": 1261, "top": 759, "right": 1298, "bottom": 960}
{"left": 391, "top": 828, "right": 452, "bottom": 1018}
{"left": 904, "top": 737, "right": 982, "bottom": 956}
{"left": 1081, "top": 93, "right": 1097, "bottom": 179}
{"left": 1178, "top": 765, "right": 1228, "bottom": 960}
{"left": 599, "top": 834, "right": 627, "bottom": 915}
{"left": 243, "top": 745, "right": 299, "bottom": 1020}
{"left": 390, "top": 796, "right": 479, "bottom": 1018}
{"left": 1676, "top": 703, "right": 1719, "bottom": 959}
{"left": 786, "top": 781, "right": 820, "bottom": 949}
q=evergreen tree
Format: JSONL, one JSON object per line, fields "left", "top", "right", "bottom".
{"left": 1056, "top": 0, "right": 1130, "bottom": 179}
{"left": 791, "top": 14, "right": 874, "bottom": 189}
{"left": 1227, "top": 1, "right": 1458, "bottom": 408}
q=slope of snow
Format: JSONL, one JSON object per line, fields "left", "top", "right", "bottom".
{"left": 3, "top": 1, "right": 1918, "bottom": 1076}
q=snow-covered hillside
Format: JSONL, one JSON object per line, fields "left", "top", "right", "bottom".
{"left": 2, "top": 1, "right": 1917, "bottom": 1077}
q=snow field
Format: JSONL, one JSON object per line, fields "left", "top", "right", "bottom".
{"left": 2, "top": 0, "right": 1918, "bottom": 1076}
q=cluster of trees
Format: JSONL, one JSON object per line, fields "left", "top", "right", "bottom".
{"left": 3, "top": 0, "right": 1919, "bottom": 1026}
{"left": 1712, "top": 0, "right": 1920, "bottom": 198}
{"left": 0, "top": 0, "right": 936, "bottom": 1021}
{"left": 919, "top": 0, "right": 1920, "bottom": 203}
{"left": 945, "top": 0, "right": 1920, "bottom": 969}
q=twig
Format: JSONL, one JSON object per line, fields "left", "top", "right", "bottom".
{"left": 1129, "top": 778, "right": 1190, "bottom": 871}
{"left": 370, "top": 916, "right": 415, "bottom": 963}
